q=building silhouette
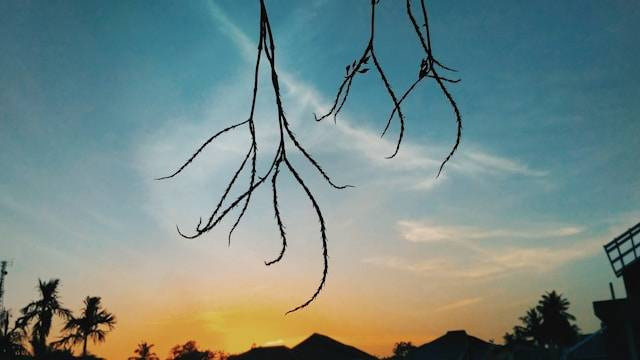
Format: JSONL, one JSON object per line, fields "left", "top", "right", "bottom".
{"left": 592, "top": 222, "right": 640, "bottom": 359}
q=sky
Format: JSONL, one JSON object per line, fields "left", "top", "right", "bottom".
{"left": 1, "top": 0, "right": 639, "bottom": 358}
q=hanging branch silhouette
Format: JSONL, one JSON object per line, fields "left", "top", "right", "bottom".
{"left": 159, "top": 0, "right": 462, "bottom": 314}
{"left": 158, "top": 0, "right": 351, "bottom": 314}
{"left": 315, "top": 0, "right": 461, "bottom": 175}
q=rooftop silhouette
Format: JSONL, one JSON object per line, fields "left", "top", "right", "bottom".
{"left": 229, "top": 333, "right": 377, "bottom": 360}
{"left": 407, "top": 330, "right": 496, "bottom": 360}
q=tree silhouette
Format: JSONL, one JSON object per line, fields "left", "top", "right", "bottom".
{"left": 536, "top": 290, "right": 579, "bottom": 348}
{"left": 19, "top": 279, "right": 72, "bottom": 356}
{"left": 166, "top": 340, "right": 218, "bottom": 360}
{"left": 55, "top": 296, "right": 116, "bottom": 357}
{"left": 129, "top": 341, "right": 160, "bottom": 360}
{"left": 160, "top": 0, "right": 461, "bottom": 314}
{"left": 0, "top": 309, "right": 28, "bottom": 357}
{"left": 391, "top": 341, "right": 417, "bottom": 359}
{"left": 504, "top": 290, "right": 579, "bottom": 349}
{"left": 504, "top": 307, "right": 542, "bottom": 346}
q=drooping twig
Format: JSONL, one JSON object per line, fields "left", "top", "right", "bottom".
{"left": 264, "top": 154, "right": 286, "bottom": 266}
{"left": 317, "top": 0, "right": 462, "bottom": 174}
{"left": 155, "top": 120, "right": 249, "bottom": 181}
{"left": 160, "top": 0, "right": 462, "bottom": 314}
{"left": 159, "top": 0, "right": 349, "bottom": 314}
{"left": 315, "top": 0, "right": 406, "bottom": 159}
{"left": 406, "top": 0, "right": 462, "bottom": 177}
{"left": 282, "top": 157, "right": 328, "bottom": 315}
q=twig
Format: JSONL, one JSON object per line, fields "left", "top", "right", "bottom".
{"left": 159, "top": 0, "right": 349, "bottom": 314}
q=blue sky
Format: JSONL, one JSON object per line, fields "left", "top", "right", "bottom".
{"left": 1, "top": 0, "right": 639, "bottom": 358}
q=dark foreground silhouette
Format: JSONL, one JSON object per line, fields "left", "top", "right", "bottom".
{"left": 230, "top": 333, "right": 377, "bottom": 360}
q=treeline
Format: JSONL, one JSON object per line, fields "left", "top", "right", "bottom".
{"left": 381, "top": 290, "right": 581, "bottom": 359}
{"left": 0, "top": 278, "right": 226, "bottom": 360}
{"left": 1, "top": 284, "right": 580, "bottom": 360}
{"left": 128, "top": 341, "right": 227, "bottom": 360}
{"left": 0, "top": 279, "right": 115, "bottom": 359}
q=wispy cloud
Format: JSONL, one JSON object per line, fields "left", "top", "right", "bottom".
{"left": 202, "top": 2, "right": 547, "bottom": 189}
{"left": 362, "top": 238, "right": 601, "bottom": 280}
{"left": 461, "top": 151, "right": 548, "bottom": 177}
{"left": 371, "top": 219, "right": 599, "bottom": 280}
{"left": 206, "top": 1, "right": 256, "bottom": 61}
{"left": 361, "top": 256, "right": 448, "bottom": 274}
{"left": 398, "top": 220, "right": 583, "bottom": 243}
{"left": 434, "top": 297, "right": 483, "bottom": 313}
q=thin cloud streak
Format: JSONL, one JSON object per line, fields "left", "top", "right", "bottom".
{"left": 463, "top": 152, "right": 548, "bottom": 177}
{"left": 263, "top": 339, "right": 285, "bottom": 346}
{"left": 434, "top": 297, "right": 483, "bottom": 313}
{"left": 362, "top": 238, "right": 602, "bottom": 280}
{"left": 398, "top": 221, "right": 584, "bottom": 243}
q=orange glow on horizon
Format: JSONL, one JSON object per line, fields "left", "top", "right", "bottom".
{"left": 88, "top": 296, "right": 488, "bottom": 359}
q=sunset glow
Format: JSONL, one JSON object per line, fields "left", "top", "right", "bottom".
{"left": 1, "top": 0, "right": 639, "bottom": 359}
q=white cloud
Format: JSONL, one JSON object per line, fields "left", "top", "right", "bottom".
{"left": 362, "top": 238, "right": 600, "bottom": 281}
{"left": 133, "top": 1, "right": 560, "bottom": 271}
{"left": 363, "top": 217, "right": 602, "bottom": 281}
{"left": 461, "top": 151, "right": 548, "bottom": 177}
{"left": 434, "top": 297, "right": 483, "bottom": 312}
{"left": 263, "top": 339, "right": 285, "bottom": 347}
{"left": 397, "top": 220, "right": 583, "bottom": 243}
{"left": 361, "top": 256, "right": 449, "bottom": 274}
{"left": 383, "top": 219, "right": 595, "bottom": 280}
{"left": 202, "top": 2, "right": 547, "bottom": 189}
{"left": 206, "top": 1, "right": 256, "bottom": 61}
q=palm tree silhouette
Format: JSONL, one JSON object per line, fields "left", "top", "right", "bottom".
{"left": 56, "top": 296, "right": 116, "bottom": 357}
{"left": 514, "top": 307, "right": 543, "bottom": 345}
{"left": 129, "top": 341, "right": 160, "bottom": 360}
{"left": 536, "top": 290, "right": 579, "bottom": 348}
{"left": 19, "top": 279, "right": 71, "bottom": 356}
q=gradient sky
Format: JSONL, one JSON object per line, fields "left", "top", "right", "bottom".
{"left": 1, "top": 0, "right": 639, "bottom": 359}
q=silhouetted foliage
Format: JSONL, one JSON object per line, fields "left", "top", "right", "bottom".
{"left": 54, "top": 296, "right": 116, "bottom": 357}
{"left": 167, "top": 340, "right": 226, "bottom": 360}
{"left": 45, "top": 348, "right": 80, "bottom": 360}
{"left": 44, "top": 348, "right": 105, "bottom": 360}
{"left": 1, "top": 275, "right": 117, "bottom": 359}
{"left": 18, "top": 279, "right": 72, "bottom": 357}
{"left": 159, "top": 0, "right": 462, "bottom": 314}
{"left": 504, "top": 290, "right": 579, "bottom": 349}
{"left": 536, "top": 290, "right": 580, "bottom": 348}
{"left": 390, "top": 341, "right": 417, "bottom": 359}
{"left": 0, "top": 309, "right": 28, "bottom": 357}
{"left": 129, "top": 341, "right": 160, "bottom": 360}
{"left": 503, "top": 307, "right": 543, "bottom": 347}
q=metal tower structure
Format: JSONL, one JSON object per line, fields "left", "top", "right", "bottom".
{"left": 0, "top": 260, "right": 10, "bottom": 334}
{"left": 0, "top": 260, "right": 8, "bottom": 312}
{"left": 604, "top": 221, "right": 640, "bottom": 297}
{"left": 594, "top": 221, "right": 640, "bottom": 360}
